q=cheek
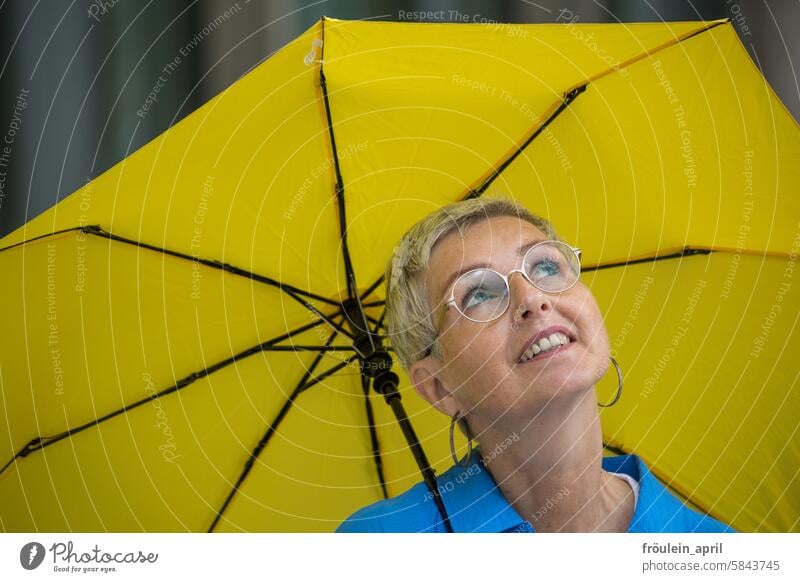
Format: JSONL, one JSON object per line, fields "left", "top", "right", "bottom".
{"left": 441, "top": 327, "right": 508, "bottom": 382}
{"left": 574, "top": 293, "right": 610, "bottom": 353}
{"left": 585, "top": 304, "right": 607, "bottom": 337}
{"left": 442, "top": 322, "right": 495, "bottom": 357}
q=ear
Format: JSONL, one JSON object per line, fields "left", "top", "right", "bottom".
{"left": 409, "top": 355, "right": 461, "bottom": 418}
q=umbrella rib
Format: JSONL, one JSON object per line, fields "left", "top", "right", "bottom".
{"left": 372, "top": 306, "right": 387, "bottom": 336}
{"left": 0, "top": 225, "right": 87, "bottom": 253}
{"left": 298, "top": 355, "right": 361, "bottom": 395}
{"left": 583, "top": 247, "right": 712, "bottom": 272}
{"left": 466, "top": 84, "right": 587, "bottom": 199}
{"left": 283, "top": 284, "right": 359, "bottom": 343}
{"left": 259, "top": 345, "right": 356, "bottom": 352}
{"left": 364, "top": 313, "right": 386, "bottom": 333}
{"left": 360, "top": 275, "right": 384, "bottom": 302}
{"left": 207, "top": 315, "right": 349, "bottom": 532}
{"left": 2, "top": 228, "right": 365, "bottom": 343}
{"left": 0, "top": 316, "right": 336, "bottom": 477}
{"left": 361, "top": 373, "right": 389, "bottom": 499}
{"left": 318, "top": 17, "right": 375, "bottom": 351}
{"left": 462, "top": 21, "right": 730, "bottom": 203}
{"left": 16, "top": 224, "right": 339, "bottom": 307}
{"left": 80, "top": 224, "right": 359, "bottom": 342}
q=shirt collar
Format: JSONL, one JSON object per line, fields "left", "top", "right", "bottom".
{"left": 435, "top": 446, "right": 665, "bottom": 532}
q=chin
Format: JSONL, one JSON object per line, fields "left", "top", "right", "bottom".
{"left": 517, "top": 368, "right": 597, "bottom": 405}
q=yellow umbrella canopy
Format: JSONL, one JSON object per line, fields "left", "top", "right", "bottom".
{"left": 1, "top": 16, "right": 798, "bottom": 533}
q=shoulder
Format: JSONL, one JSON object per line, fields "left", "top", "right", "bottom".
{"left": 335, "top": 481, "right": 441, "bottom": 533}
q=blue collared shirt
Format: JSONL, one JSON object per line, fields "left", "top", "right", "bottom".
{"left": 336, "top": 451, "right": 736, "bottom": 533}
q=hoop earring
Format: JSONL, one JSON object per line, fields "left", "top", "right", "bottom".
{"left": 597, "top": 356, "right": 623, "bottom": 408}
{"left": 449, "top": 413, "right": 474, "bottom": 466}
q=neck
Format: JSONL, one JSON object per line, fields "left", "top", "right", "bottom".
{"left": 472, "top": 388, "right": 634, "bottom": 532}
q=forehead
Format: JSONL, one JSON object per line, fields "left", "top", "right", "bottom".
{"left": 427, "top": 215, "right": 549, "bottom": 297}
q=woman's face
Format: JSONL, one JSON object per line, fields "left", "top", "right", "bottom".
{"left": 414, "top": 214, "right": 611, "bottom": 428}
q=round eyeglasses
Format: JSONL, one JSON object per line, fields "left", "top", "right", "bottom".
{"left": 431, "top": 240, "right": 582, "bottom": 336}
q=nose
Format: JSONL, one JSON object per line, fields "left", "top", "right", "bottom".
{"left": 508, "top": 271, "right": 552, "bottom": 324}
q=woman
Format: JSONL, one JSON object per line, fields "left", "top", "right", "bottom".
{"left": 336, "top": 197, "right": 736, "bottom": 533}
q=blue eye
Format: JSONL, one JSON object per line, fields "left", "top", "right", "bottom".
{"left": 532, "top": 257, "right": 561, "bottom": 279}
{"left": 463, "top": 287, "right": 493, "bottom": 309}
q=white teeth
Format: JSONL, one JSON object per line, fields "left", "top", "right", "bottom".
{"left": 520, "top": 332, "right": 571, "bottom": 362}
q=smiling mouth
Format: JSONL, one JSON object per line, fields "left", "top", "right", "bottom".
{"left": 518, "top": 332, "right": 573, "bottom": 363}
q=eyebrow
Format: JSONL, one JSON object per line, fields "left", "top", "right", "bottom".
{"left": 438, "top": 238, "right": 548, "bottom": 297}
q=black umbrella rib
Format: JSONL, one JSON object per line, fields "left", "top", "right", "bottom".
{"left": 298, "top": 355, "right": 360, "bottom": 394}
{"left": 583, "top": 247, "right": 712, "bottom": 272}
{"left": 0, "top": 226, "right": 86, "bottom": 253}
{"left": 282, "top": 286, "right": 358, "bottom": 342}
{"left": 0, "top": 317, "right": 335, "bottom": 478}
{"left": 79, "top": 225, "right": 339, "bottom": 307}
{"left": 82, "top": 224, "right": 357, "bottom": 341}
{"left": 372, "top": 306, "right": 387, "bottom": 336}
{"left": 318, "top": 18, "right": 374, "bottom": 347}
{"left": 354, "top": 276, "right": 387, "bottom": 327}
{"left": 260, "top": 345, "right": 355, "bottom": 352}
{"left": 466, "top": 84, "right": 587, "bottom": 199}
{"left": 360, "top": 275, "right": 384, "bottom": 302}
{"left": 4, "top": 224, "right": 350, "bottom": 339}
{"left": 364, "top": 314, "right": 386, "bottom": 333}
{"left": 2, "top": 224, "right": 338, "bottom": 307}
{"left": 208, "top": 315, "right": 351, "bottom": 532}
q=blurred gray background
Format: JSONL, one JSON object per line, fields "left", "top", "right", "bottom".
{"left": 1, "top": 0, "right": 797, "bottom": 238}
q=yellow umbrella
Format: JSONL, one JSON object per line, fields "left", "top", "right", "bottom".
{"left": 1, "top": 16, "right": 798, "bottom": 533}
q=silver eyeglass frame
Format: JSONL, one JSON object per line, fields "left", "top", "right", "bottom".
{"left": 431, "top": 240, "right": 582, "bottom": 340}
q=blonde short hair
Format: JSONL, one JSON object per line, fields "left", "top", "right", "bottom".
{"left": 385, "top": 197, "right": 560, "bottom": 373}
